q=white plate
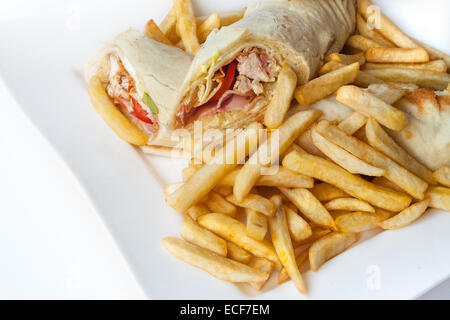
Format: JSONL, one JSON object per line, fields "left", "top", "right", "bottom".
{"left": 0, "top": 0, "right": 449, "bottom": 299}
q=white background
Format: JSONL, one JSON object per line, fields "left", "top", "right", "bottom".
{"left": 0, "top": 0, "right": 448, "bottom": 299}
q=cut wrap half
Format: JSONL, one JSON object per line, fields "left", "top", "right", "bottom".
{"left": 86, "top": 29, "right": 193, "bottom": 146}
{"left": 172, "top": 0, "right": 357, "bottom": 131}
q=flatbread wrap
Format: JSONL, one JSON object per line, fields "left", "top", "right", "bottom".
{"left": 172, "top": 0, "right": 357, "bottom": 131}
{"left": 86, "top": 29, "right": 193, "bottom": 146}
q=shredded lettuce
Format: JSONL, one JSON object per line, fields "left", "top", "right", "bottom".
{"left": 142, "top": 92, "right": 159, "bottom": 114}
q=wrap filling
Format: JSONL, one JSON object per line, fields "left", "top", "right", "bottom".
{"left": 177, "top": 48, "right": 280, "bottom": 126}
{"left": 106, "top": 54, "right": 159, "bottom": 137}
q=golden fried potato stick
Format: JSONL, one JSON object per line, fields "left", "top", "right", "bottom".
{"left": 358, "top": 0, "right": 419, "bottom": 49}
{"left": 233, "top": 110, "right": 321, "bottom": 202}
{"left": 269, "top": 196, "right": 306, "bottom": 294}
{"left": 162, "top": 237, "right": 268, "bottom": 282}
{"left": 144, "top": 19, "right": 173, "bottom": 45}
{"left": 283, "top": 150, "right": 412, "bottom": 212}
{"left": 309, "top": 232, "right": 359, "bottom": 271}
{"left": 279, "top": 188, "right": 336, "bottom": 230}
{"left": 166, "top": 122, "right": 262, "bottom": 212}
{"left": 295, "top": 62, "right": 359, "bottom": 106}
{"left": 198, "top": 213, "right": 281, "bottom": 268}
{"left": 324, "top": 198, "right": 375, "bottom": 213}
{"left": 181, "top": 215, "right": 227, "bottom": 256}
{"left": 315, "top": 121, "right": 428, "bottom": 199}
{"left": 379, "top": 198, "right": 430, "bottom": 230}
{"left": 227, "top": 242, "right": 252, "bottom": 264}
{"left": 426, "top": 187, "right": 450, "bottom": 211}
{"left": 174, "top": 0, "right": 200, "bottom": 55}
{"left": 365, "top": 48, "right": 429, "bottom": 64}
{"left": 433, "top": 167, "right": 450, "bottom": 187}
{"left": 336, "top": 85, "right": 408, "bottom": 131}
{"left": 264, "top": 63, "right": 298, "bottom": 129}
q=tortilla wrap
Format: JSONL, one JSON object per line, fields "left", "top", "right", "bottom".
{"left": 86, "top": 29, "right": 192, "bottom": 146}
{"left": 172, "top": 0, "right": 357, "bottom": 131}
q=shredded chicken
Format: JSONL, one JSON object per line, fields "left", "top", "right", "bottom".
{"left": 233, "top": 48, "right": 279, "bottom": 95}
{"left": 106, "top": 54, "right": 157, "bottom": 136}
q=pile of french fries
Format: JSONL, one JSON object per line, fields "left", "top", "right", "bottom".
{"left": 144, "top": 0, "right": 244, "bottom": 55}
{"left": 140, "top": 0, "right": 450, "bottom": 294}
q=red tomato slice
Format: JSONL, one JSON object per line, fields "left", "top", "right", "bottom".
{"left": 210, "top": 60, "right": 237, "bottom": 103}
{"left": 131, "top": 96, "right": 153, "bottom": 124}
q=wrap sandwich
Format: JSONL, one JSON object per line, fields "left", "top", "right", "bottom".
{"left": 173, "top": 0, "right": 357, "bottom": 131}
{"left": 86, "top": 29, "right": 193, "bottom": 146}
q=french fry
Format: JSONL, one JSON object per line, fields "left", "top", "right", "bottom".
{"left": 226, "top": 194, "right": 275, "bottom": 217}
{"left": 379, "top": 198, "right": 430, "bottom": 230}
{"left": 356, "top": 14, "right": 396, "bottom": 48}
{"left": 197, "top": 11, "right": 243, "bottom": 26}
{"left": 160, "top": 6, "right": 179, "bottom": 43}
{"left": 358, "top": 0, "right": 420, "bottom": 49}
{"left": 335, "top": 210, "right": 390, "bottom": 232}
{"left": 336, "top": 85, "right": 407, "bottom": 131}
{"left": 309, "top": 232, "right": 358, "bottom": 271}
{"left": 246, "top": 208, "right": 268, "bottom": 241}
{"left": 162, "top": 237, "right": 268, "bottom": 282}
{"left": 278, "top": 250, "right": 309, "bottom": 285}
{"left": 186, "top": 203, "right": 210, "bottom": 220}
{"left": 295, "top": 62, "right": 359, "bottom": 106}
{"left": 319, "top": 60, "right": 345, "bottom": 76}
{"left": 248, "top": 258, "right": 274, "bottom": 290}
{"left": 197, "top": 12, "right": 220, "bottom": 43}
{"left": 426, "top": 186, "right": 450, "bottom": 211}
{"left": 366, "top": 48, "right": 429, "bottom": 64}
{"left": 338, "top": 112, "right": 367, "bottom": 135}
{"left": 325, "top": 53, "right": 366, "bottom": 66}
{"left": 363, "top": 60, "right": 447, "bottom": 73}
{"left": 227, "top": 242, "right": 252, "bottom": 264}
{"left": 264, "top": 63, "right": 298, "bottom": 129}
{"left": 372, "top": 176, "right": 406, "bottom": 193}
{"left": 279, "top": 188, "right": 336, "bottom": 230}
{"left": 166, "top": 122, "right": 262, "bottom": 212}
{"left": 353, "top": 70, "right": 385, "bottom": 88}
{"left": 413, "top": 38, "right": 450, "bottom": 69}
{"left": 364, "top": 69, "right": 450, "bottom": 90}
{"left": 144, "top": 19, "right": 173, "bottom": 45}
{"left": 310, "top": 183, "right": 349, "bottom": 202}
{"left": 182, "top": 166, "right": 197, "bottom": 181}
{"left": 282, "top": 150, "right": 412, "bottom": 212}
{"left": 316, "top": 121, "right": 428, "bottom": 199}
{"left": 325, "top": 198, "right": 375, "bottom": 213}
{"left": 269, "top": 196, "right": 306, "bottom": 294}
{"left": 181, "top": 215, "right": 227, "bottom": 256}
{"left": 433, "top": 167, "right": 450, "bottom": 187}
{"left": 284, "top": 205, "right": 312, "bottom": 243}
{"left": 346, "top": 35, "right": 384, "bottom": 52}
{"left": 233, "top": 110, "right": 321, "bottom": 202}
{"left": 221, "top": 166, "right": 314, "bottom": 189}
{"left": 215, "top": 185, "right": 233, "bottom": 197}
{"left": 311, "top": 128, "right": 385, "bottom": 176}
{"left": 174, "top": 0, "right": 200, "bottom": 55}
{"left": 366, "top": 118, "right": 436, "bottom": 184}
{"left": 163, "top": 182, "right": 184, "bottom": 197}
{"left": 205, "top": 191, "right": 237, "bottom": 217}
{"left": 295, "top": 227, "right": 331, "bottom": 246}
{"left": 198, "top": 213, "right": 281, "bottom": 268}
{"left": 317, "top": 60, "right": 384, "bottom": 88}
